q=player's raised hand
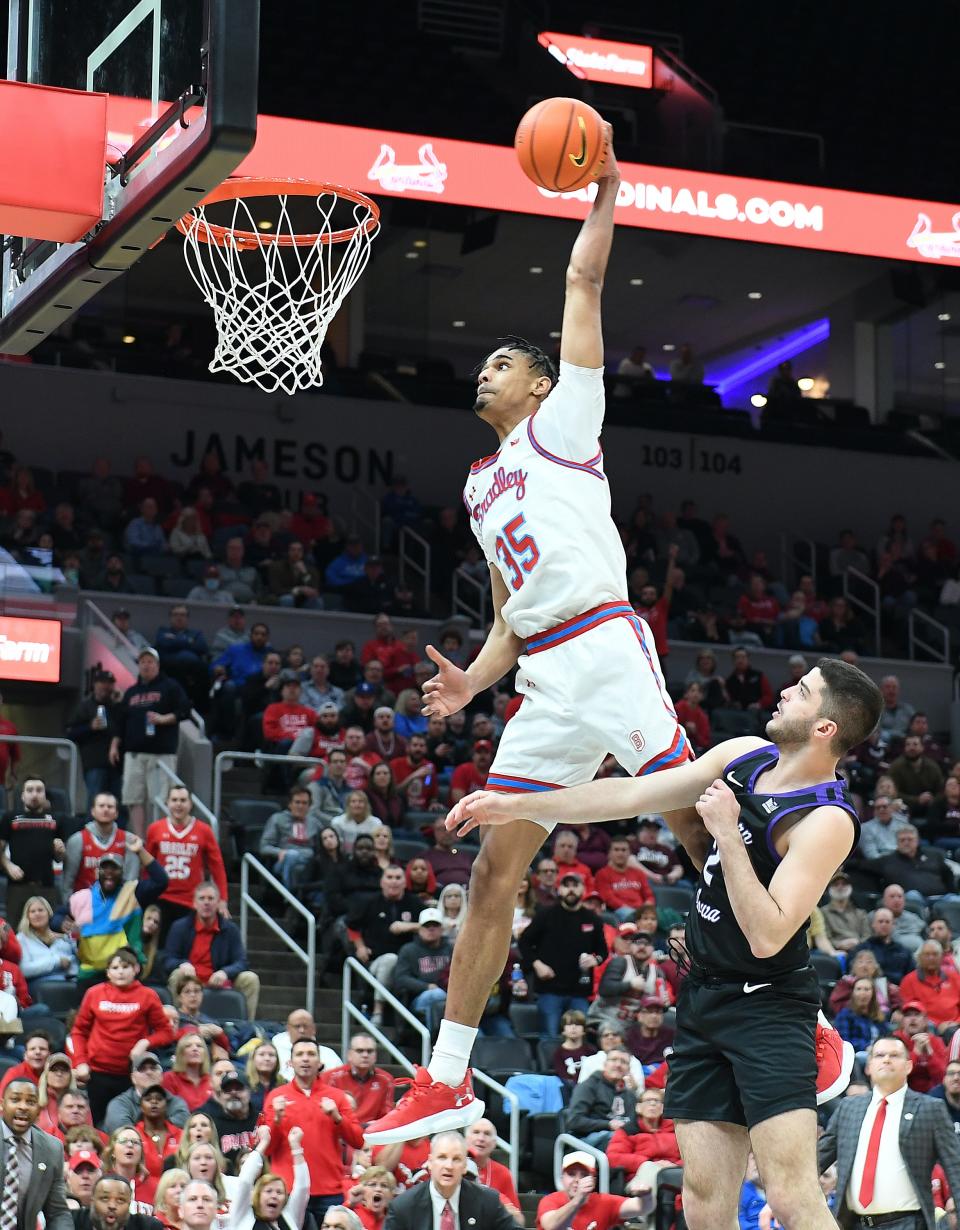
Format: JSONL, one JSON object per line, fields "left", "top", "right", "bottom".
{"left": 446, "top": 789, "right": 520, "bottom": 836}
{"left": 695, "top": 779, "right": 740, "bottom": 837}
{"left": 421, "top": 644, "right": 473, "bottom": 717}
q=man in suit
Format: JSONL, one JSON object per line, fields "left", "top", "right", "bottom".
{"left": 0, "top": 1077, "right": 73, "bottom": 1230}
{"left": 818, "top": 1036, "right": 960, "bottom": 1230}
{"left": 384, "top": 1131, "right": 517, "bottom": 1229}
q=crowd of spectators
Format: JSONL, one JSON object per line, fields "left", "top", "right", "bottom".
{"left": 0, "top": 441, "right": 958, "bottom": 666}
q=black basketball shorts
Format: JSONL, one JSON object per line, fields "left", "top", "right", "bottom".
{"left": 663, "top": 965, "right": 820, "bottom": 1130}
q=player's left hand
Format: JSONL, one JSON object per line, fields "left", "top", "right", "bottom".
{"left": 446, "top": 790, "right": 520, "bottom": 836}
{"left": 695, "top": 779, "right": 741, "bottom": 837}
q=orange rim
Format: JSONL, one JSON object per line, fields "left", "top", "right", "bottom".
{"left": 175, "top": 177, "right": 381, "bottom": 249}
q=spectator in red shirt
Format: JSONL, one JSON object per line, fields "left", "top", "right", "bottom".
{"left": 322, "top": 1034, "right": 395, "bottom": 1127}
{"left": 289, "top": 493, "right": 332, "bottom": 549}
{"left": 556, "top": 824, "right": 612, "bottom": 874}
{"left": 725, "top": 646, "right": 774, "bottom": 712}
{"left": 263, "top": 1037, "right": 364, "bottom": 1218}
{"left": 633, "top": 544, "right": 680, "bottom": 662}
{"left": 341, "top": 727, "right": 381, "bottom": 790}
{"left": 450, "top": 741, "right": 493, "bottom": 804}
{"left": 674, "top": 681, "right": 712, "bottom": 753}
{"left": 262, "top": 674, "right": 317, "bottom": 753}
{"left": 347, "top": 1165, "right": 396, "bottom": 1230}
{"left": 389, "top": 734, "right": 439, "bottom": 812}
{"left": 465, "top": 1117, "right": 522, "bottom": 1221}
{"left": 361, "top": 614, "right": 399, "bottom": 670}
{"left": 798, "top": 574, "right": 829, "bottom": 623}
{"left": 894, "top": 1001, "right": 948, "bottom": 1093}
{"left": 899, "top": 941, "right": 960, "bottom": 1031}
{"left": 70, "top": 946, "right": 175, "bottom": 1124}
{"left": 536, "top": 1152, "right": 650, "bottom": 1230}
{"left": 736, "top": 573, "right": 781, "bottom": 644}
{"left": 552, "top": 831, "right": 596, "bottom": 895}
{"left": 607, "top": 1087, "right": 681, "bottom": 1197}
{"left": 594, "top": 838, "right": 654, "bottom": 919}
{"left": 162, "top": 1032, "right": 212, "bottom": 1112}
{"left": 384, "top": 629, "right": 420, "bottom": 697}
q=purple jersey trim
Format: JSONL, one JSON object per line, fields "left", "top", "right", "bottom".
{"left": 764, "top": 796, "right": 859, "bottom": 863}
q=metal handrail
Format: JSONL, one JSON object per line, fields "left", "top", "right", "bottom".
{"left": 341, "top": 957, "right": 520, "bottom": 1187}
{"left": 843, "top": 567, "right": 882, "bottom": 656}
{"left": 82, "top": 597, "right": 138, "bottom": 655}
{"left": 554, "top": 1131, "right": 611, "bottom": 1193}
{"left": 0, "top": 734, "right": 79, "bottom": 813}
{"left": 240, "top": 854, "right": 316, "bottom": 1017}
{"left": 152, "top": 757, "right": 220, "bottom": 837}
{"left": 908, "top": 608, "right": 950, "bottom": 664}
{"left": 343, "top": 956, "right": 428, "bottom": 1071}
{"left": 213, "top": 749, "right": 327, "bottom": 822}
{"left": 452, "top": 569, "right": 489, "bottom": 627}
{"left": 398, "top": 527, "right": 432, "bottom": 612}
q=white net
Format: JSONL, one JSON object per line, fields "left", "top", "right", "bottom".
{"left": 178, "top": 182, "right": 379, "bottom": 396}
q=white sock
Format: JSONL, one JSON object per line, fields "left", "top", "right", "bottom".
{"left": 428, "top": 1020, "right": 478, "bottom": 1087}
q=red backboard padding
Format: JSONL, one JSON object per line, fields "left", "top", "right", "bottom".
{"left": 0, "top": 81, "right": 107, "bottom": 243}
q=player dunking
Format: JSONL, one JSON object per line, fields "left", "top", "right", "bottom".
{"left": 366, "top": 132, "right": 702, "bottom": 1145}
{"left": 446, "top": 657, "right": 883, "bottom": 1230}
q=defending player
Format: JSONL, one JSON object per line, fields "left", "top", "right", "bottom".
{"left": 446, "top": 658, "right": 883, "bottom": 1230}
{"left": 366, "top": 131, "right": 701, "bottom": 1145}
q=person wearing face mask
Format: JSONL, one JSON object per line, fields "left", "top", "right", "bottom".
{"left": 187, "top": 564, "right": 235, "bottom": 607}
{"left": 821, "top": 871, "right": 870, "bottom": 956}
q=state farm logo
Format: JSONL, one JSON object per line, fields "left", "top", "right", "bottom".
{"left": 0, "top": 633, "right": 51, "bottom": 663}
{"left": 907, "top": 211, "right": 960, "bottom": 260}
{"left": 368, "top": 143, "right": 447, "bottom": 195}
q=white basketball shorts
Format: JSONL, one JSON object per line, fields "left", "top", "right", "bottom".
{"left": 487, "top": 602, "right": 692, "bottom": 833}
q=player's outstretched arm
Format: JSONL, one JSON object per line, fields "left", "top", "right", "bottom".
{"left": 560, "top": 125, "right": 620, "bottom": 370}
{"left": 446, "top": 737, "right": 764, "bottom": 835}
{"left": 422, "top": 566, "right": 522, "bottom": 718}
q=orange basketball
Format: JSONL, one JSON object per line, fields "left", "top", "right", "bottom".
{"left": 514, "top": 97, "right": 609, "bottom": 192}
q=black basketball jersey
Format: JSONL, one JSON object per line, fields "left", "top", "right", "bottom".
{"left": 685, "top": 742, "right": 860, "bottom": 980}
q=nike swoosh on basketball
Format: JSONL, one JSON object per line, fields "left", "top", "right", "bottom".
{"left": 569, "top": 116, "right": 588, "bottom": 168}
{"left": 743, "top": 982, "right": 772, "bottom": 994}
{"left": 726, "top": 770, "right": 743, "bottom": 787}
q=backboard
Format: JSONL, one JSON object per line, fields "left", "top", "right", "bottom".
{"left": 0, "top": 0, "right": 260, "bottom": 353}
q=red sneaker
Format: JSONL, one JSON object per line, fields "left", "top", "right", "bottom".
{"left": 816, "top": 1010, "right": 854, "bottom": 1105}
{"left": 364, "top": 1066, "right": 485, "bottom": 1145}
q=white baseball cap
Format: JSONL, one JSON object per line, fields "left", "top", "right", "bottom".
{"left": 418, "top": 908, "right": 443, "bottom": 925}
{"left": 562, "top": 1151, "right": 597, "bottom": 1172}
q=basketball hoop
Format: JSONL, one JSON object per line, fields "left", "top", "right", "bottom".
{"left": 176, "top": 177, "right": 380, "bottom": 395}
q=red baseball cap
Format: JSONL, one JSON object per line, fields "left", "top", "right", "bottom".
{"left": 901, "top": 1000, "right": 926, "bottom": 1014}
{"left": 69, "top": 1149, "right": 101, "bottom": 1172}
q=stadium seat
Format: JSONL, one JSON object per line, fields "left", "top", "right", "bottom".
{"left": 508, "top": 1002, "right": 540, "bottom": 1039}
{"left": 471, "top": 1036, "right": 534, "bottom": 1073}
{"left": 712, "top": 708, "right": 762, "bottom": 736}
{"left": 45, "top": 786, "right": 71, "bottom": 816}
{"left": 127, "top": 573, "right": 158, "bottom": 595}
{"left": 153, "top": 985, "right": 172, "bottom": 1005}
{"left": 652, "top": 884, "right": 694, "bottom": 912}
{"left": 810, "top": 950, "right": 842, "bottom": 990}
{"left": 228, "top": 798, "right": 282, "bottom": 858}
{"left": 529, "top": 1111, "right": 562, "bottom": 1180}
{"left": 934, "top": 900, "right": 960, "bottom": 936}
{"left": 30, "top": 980, "right": 82, "bottom": 1017}
{"left": 26, "top": 1014, "right": 66, "bottom": 1051}
{"left": 139, "top": 553, "right": 184, "bottom": 578}
{"left": 536, "top": 1037, "right": 562, "bottom": 1072}
{"left": 388, "top": 836, "right": 428, "bottom": 865}
{"left": 161, "top": 577, "right": 194, "bottom": 598}
{"left": 201, "top": 987, "right": 247, "bottom": 1021}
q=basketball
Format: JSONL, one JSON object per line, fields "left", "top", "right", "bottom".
{"left": 514, "top": 97, "right": 609, "bottom": 192}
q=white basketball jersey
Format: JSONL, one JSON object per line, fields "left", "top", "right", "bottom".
{"left": 463, "top": 361, "right": 628, "bottom": 639}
